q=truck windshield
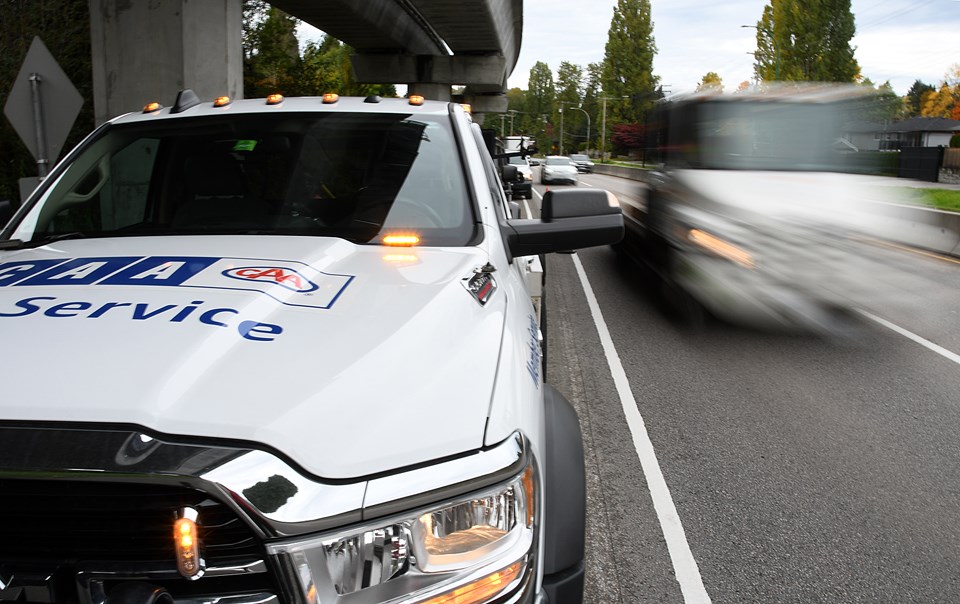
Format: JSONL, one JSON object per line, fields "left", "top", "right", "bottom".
{"left": 9, "top": 113, "right": 476, "bottom": 246}
{"left": 692, "top": 101, "right": 848, "bottom": 172}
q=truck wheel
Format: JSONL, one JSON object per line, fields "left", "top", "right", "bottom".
{"left": 541, "top": 385, "right": 586, "bottom": 604}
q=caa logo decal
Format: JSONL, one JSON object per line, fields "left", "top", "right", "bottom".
{"left": 223, "top": 266, "right": 318, "bottom": 293}
{"left": 0, "top": 256, "right": 353, "bottom": 310}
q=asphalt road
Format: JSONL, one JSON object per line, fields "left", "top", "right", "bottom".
{"left": 530, "top": 168, "right": 960, "bottom": 603}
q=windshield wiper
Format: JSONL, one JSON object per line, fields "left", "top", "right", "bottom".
{"left": 0, "top": 232, "right": 87, "bottom": 250}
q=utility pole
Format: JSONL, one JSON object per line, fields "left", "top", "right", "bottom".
{"left": 742, "top": 24, "right": 779, "bottom": 81}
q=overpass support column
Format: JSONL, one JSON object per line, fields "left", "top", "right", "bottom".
{"left": 88, "top": 0, "right": 242, "bottom": 125}
{"left": 407, "top": 83, "right": 452, "bottom": 102}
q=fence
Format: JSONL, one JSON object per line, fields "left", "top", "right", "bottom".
{"left": 899, "top": 147, "right": 944, "bottom": 182}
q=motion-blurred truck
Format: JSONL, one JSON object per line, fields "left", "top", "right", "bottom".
{"left": 618, "top": 84, "right": 913, "bottom": 333}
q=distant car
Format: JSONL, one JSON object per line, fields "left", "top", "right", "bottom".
{"left": 569, "top": 154, "right": 595, "bottom": 173}
{"left": 507, "top": 154, "right": 534, "bottom": 199}
{"left": 541, "top": 155, "right": 579, "bottom": 185}
{"left": 528, "top": 157, "right": 541, "bottom": 166}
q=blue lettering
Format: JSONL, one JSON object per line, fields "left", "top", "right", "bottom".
{"left": 45, "top": 301, "right": 93, "bottom": 317}
{"left": 103, "top": 256, "right": 219, "bottom": 286}
{"left": 238, "top": 320, "right": 283, "bottom": 342}
{"left": 88, "top": 302, "right": 132, "bottom": 318}
{"left": 0, "top": 260, "right": 65, "bottom": 285}
{"left": 132, "top": 303, "right": 177, "bottom": 320}
{"left": 199, "top": 308, "right": 238, "bottom": 327}
{"left": 20, "top": 257, "right": 139, "bottom": 286}
{"left": 170, "top": 301, "right": 204, "bottom": 322}
{"left": 0, "top": 296, "right": 54, "bottom": 317}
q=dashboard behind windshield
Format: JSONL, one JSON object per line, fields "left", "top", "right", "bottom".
{"left": 10, "top": 113, "right": 476, "bottom": 246}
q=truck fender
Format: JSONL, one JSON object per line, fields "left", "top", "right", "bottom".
{"left": 541, "top": 384, "right": 586, "bottom": 603}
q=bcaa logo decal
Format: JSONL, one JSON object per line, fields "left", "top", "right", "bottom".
{"left": 0, "top": 256, "right": 354, "bottom": 310}
{"left": 222, "top": 266, "right": 318, "bottom": 293}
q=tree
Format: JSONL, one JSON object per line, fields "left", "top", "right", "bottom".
{"left": 921, "top": 83, "right": 955, "bottom": 118}
{"left": 555, "top": 62, "right": 585, "bottom": 152}
{"left": 696, "top": 72, "right": 723, "bottom": 93}
{"left": 609, "top": 123, "right": 646, "bottom": 157}
{"left": 904, "top": 80, "right": 935, "bottom": 117}
{"left": 752, "top": 0, "right": 859, "bottom": 83}
{"left": 581, "top": 63, "right": 603, "bottom": 151}
{"left": 244, "top": 7, "right": 301, "bottom": 97}
{"left": 526, "top": 62, "right": 555, "bottom": 152}
{"left": 601, "top": 0, "right": 658, "bottom": 124}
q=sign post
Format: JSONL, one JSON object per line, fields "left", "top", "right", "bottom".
{"left": 3, "top": 37, "right": 83, "bottom": 199}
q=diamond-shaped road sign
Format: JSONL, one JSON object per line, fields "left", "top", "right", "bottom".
{"left": 3, "top": 36, "right": 84, "bottom": 175}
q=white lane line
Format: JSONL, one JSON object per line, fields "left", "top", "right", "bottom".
{"left": 856, "top": 310, "right": 960, "bottom": 366}
{"left": 522, "top": 198, "right": 533, "bottom": 220}
{"left": 570, "top": 253, "right": 711, "bottom": 603}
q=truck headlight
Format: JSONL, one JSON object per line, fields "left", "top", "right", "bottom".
{"left": 269, "top": 464, "right": 538, "bottom": 604}
{"left": 685, "top": 228, "right": 755, "bottom": 269}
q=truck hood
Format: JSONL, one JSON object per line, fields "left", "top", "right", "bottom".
{"left": 0, "top": 236, "right": 505, "bottom": 479}
{"left": 675, "top": 169, "right": 910, "bottom": 231}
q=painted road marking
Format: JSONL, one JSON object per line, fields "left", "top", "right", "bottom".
{"left": 569, "top": 250, "right": 711, "bottom": 603}
{"left": 856, "top": 310, "right": 960, "bottom": 366}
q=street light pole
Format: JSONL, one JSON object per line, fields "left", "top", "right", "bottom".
{"left": 742, "top": 24, "right": 779, "bottom": 81}
{"left": 559, "top": 101, "right": 591, "bottom": 155}
{"left": 559, "top": 105, "right": 564, "bottom": 156}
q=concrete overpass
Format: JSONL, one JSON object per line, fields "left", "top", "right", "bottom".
{"left": 89, "top": 0, "right": 520, "bottom": 124}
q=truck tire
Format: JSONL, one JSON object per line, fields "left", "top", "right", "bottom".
{"left": 541, "top": 384, "right": 586, "bottom": 604}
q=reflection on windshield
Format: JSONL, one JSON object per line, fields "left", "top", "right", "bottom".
{"left": 12, "top": 113, "right": 475, "bottom": 246}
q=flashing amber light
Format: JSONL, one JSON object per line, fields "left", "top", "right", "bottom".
{"left": 266, "top": 94, "right": 284, "bottom": 105}
{"left": 322, "top": 93, "right": 339, "bottom": 104}
{"left": 142, "top": 102, "right": 161, "bottom": 113}
{"left": 408, "top": 95, "right": 425, "bottom": 106}
{"left": 382, "top": 234, "right": 420, "bottom": 247}
{"left": 213, "top": 96, "right": 232, "bottom": 107}
{"left": 174, "top": 515, "right": 203, "bottom": 578}
{"left": 459, "top": 103, "right": 472, "bottom": 113}
{"left": 687, "top": 229, "right": 755, "bottom": 269}
{"left": 418, "top": 561, "right": 524, "bottom": 604}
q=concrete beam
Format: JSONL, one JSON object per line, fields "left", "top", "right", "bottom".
{"left": 89, "top": 0, "right": 242, "bottom": 125}
{"left": 351, "top": 54, "right": 507, "bottom": 86}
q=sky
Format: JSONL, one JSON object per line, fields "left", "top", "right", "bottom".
{"left": 509, "top": 0, "right": 960, "bottom": 96}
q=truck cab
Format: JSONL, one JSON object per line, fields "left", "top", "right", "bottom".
{"left": 0, "top": 91, "right": 622, "bottom": 604}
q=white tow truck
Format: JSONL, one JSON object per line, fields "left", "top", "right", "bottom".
{"left": 0, "top": 91, "right": 622, "bottom": 604}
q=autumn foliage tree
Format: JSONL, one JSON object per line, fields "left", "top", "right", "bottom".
{"left": 609, "top": 123, "right": 646, "bottom": 157}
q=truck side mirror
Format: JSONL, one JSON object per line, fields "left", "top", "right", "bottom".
{"left": 501, "top": 164, "right": 518, "bottom": 182}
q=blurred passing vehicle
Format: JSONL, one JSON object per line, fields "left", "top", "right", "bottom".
{"left": 569, "top": 154, "right": 595, "bottom": 173}
{"left": 618, "top": 84, "right": 917, "bottom": 333}
{"left": 541, "top": 155, "right": 579, "bottom": 185}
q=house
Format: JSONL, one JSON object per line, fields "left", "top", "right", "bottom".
{"left": 845, "top": 117, "right": 960, "bottom": 152}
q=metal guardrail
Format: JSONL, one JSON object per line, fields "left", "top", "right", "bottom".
{"left": 592, "top": 163, "right": 960, "bottom": 259}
